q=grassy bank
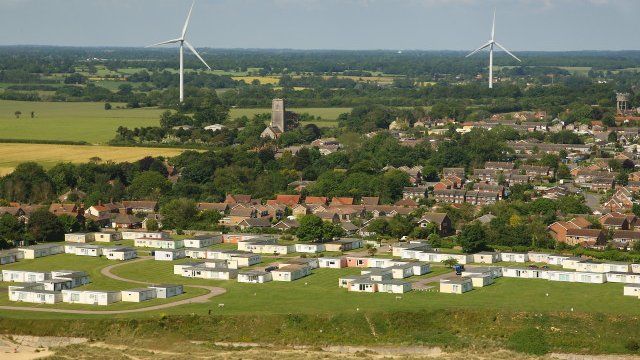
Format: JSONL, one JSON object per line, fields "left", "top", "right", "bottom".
{"left": 1, "top": 310, "right": 639, "bottom": 356}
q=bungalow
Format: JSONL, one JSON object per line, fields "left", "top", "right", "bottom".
{"left": 121, "top": 288, "right": 157, "bottom": 302}
{"left": 18, "top": 243, "right": 64, "bottom": 259}
{"left": 274, "top": 219, "right": 301, "bottom": 231}
{"left": 8, "top": 286, "right": 62, "bottom": 304}
{"left": 112, "top": 214, "right": 142, "bottom": 229}
{"left": 272, "top": 264, "right": 312, "bottom": 282}
{"left": 612, "top": 230, "right": 640, "bottom": 250}
{"left": 183, "top": 235, "right": 222, "bottom": 248}
{"left": 103, "top": 247, "right": 137, "bottom": 261}
{"left": 623, "top": 284, "right": 640, "bottom": 297}
{"left": 134, "top": 238, "right": 184, "bottom": 249}
{"left": 547, "top": 271, "right": 606, "bottom": 284}
{"left": 65, "top": 244, "right": 102, "bottom": 257}
{"left": 473, "top": 252, "right": 500, "bottom": 264}
{"left": 324, "top": 238, "right": 363, "bottom": 252}
{"left": 154, "top": 249, "right": 186, "bottom": 261}
{"left": 2, "top": 270, "right": 50, "bottom": 283}
{"left": 318, "top": 257, "right": 347, "bottom": 269}
{"left": 65, "top": 233, "right": 94, "bottom": 243}
{"left": 237, "top": 218, "right": 272, "bottom": 230}
{"left": 149, "top": 285, "right": 183, "bottom": 299}
{"left": 93, "top": 232, "right": 122, "bottom": 242}
{"left": 122, "top": 200, "right": 157, "bottom": 214}
{"left": 184, "top": 248, "right": 209, "bottom": 259}
{"left": 439, "top": 277, "right": 473, "bottom": 294}
{"left": 295, "top": 243, "right": 325, "bottom": 253}
{"left": 62, "top": 290, "right": 121, "bottom": 306}
{"left": 500, "top": 252, "right": 529, "bottom": 263}
{"left": 238, "top": 270, "right": 272, "bottom": 284}
{"left": 564, "top": 229, "right": 605, "bottom": 247}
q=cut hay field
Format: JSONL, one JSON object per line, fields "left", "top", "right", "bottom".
{"left": 0, "top": 100, "right": 163, "bottom": 144}
{"left": 0, "top": 143, "right": 187, "bottom": 175}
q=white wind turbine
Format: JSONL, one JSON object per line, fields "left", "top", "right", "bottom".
{"left": 147, "top": 1, "right": 211, "bottom": 103}
{"left": 466, "top": 10, "right": 521, "bottom": 89}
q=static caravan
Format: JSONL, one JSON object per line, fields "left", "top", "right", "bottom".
{"left": 528, "top": 252, "right": 551, "bottom": 263}
{"left": 0, "top": 250, "right": 19, "bottom": 265}
{"left": 623, "top": 284, "right": 640, "bottom": 297}
{"left": 229, "top": 253, "right": 261, "bottom": 267}
{"left": 51, "top": 271, "right": 90, "bottom": 288}
{"left": 500, "top": 252, "right": 529, "bottom": 263}
{"left": 295, "top": 243, "right": 325, "bottom": 253}
{"left": 324, "top": 239, "right": 362, "bottom": 252}
{"left": 238, "top": 270, "right": 272, "bottom": 283}
{"left": 62, "top": 290, "right": 121, "bottom": 306}
{"left": 367, "top": 258, "right": 395, "bottom": 269}
{"left": 272, "top": 265, "right": 311, "bottom": 282}
{"left": 361, "top": 268, "right": 392, "bottom": 282}
{"left": 400, "top": 249, "right": 425, "bottom": 260}
{"left": 502, "top": 267, "right": 547, "bottom": 279}
{"left": 575, "top": 260, "right": 606, "bottom": 273}
{"left": 346, "top": 256, "right": 369, "bottom": 268}
{"left": 606, "top": 272, "right": 640, "bottom": 284}
{"left": 121, "top": 288, "right": 157, "bottom": 302}
{"left": 173, "top": 262, "right": 205, "bottom": 275}
{"left": 547, "top": 254, "right": 570, "bottom": 266}
{"left": 65, "top": 244, "right": 102, "bottom": 257}
{"left": 473, "top": 252, "right": 500, "bottom": 264}
{"left": 121, "top": 231, "right": 168, "bottom": 240}
{"left": 418, "top": 252, "right": 472, "bottom": 265}
{"left": 470, "top": 274, "right": 494, "bottom": 287}
{"left": 185, "top": 248, "right": 208, "bottom": 259}
{"left": 93, "top": 232, "right": 122, "bottom": 242}
{"left": 18, "top": 244, "right": 64, "bottom": 259}
{"left": 462, "top": 266, "right": 502, "bottom": 279}
{"left": 65, "top": 233, "right": 94, "bottom": 243}
{"left": 391, "top": 242, "right": 430, "bottom": 257}
{"left": 280, "top": 258, "right": 319, "bottom": 269}
{"left": 339, "top": 275, "right": 363, "bottom": 288}
{"left": 135, "top": 238, "right": 184, "bottom": 249}
{"left": 632, "top": 264, "right": 640, "bottom": 274}
{"left": 181, "top": 266, "right": 238, "bottom": 280}
{"left": 103, "top": 247, "right": 137, "bottom": 261}
{"left": 40, "top": 278, "right": 73, "bottom": 291}
{"left": 2, "top": 270, "right": 50, "bottom": 283}
{"left": 154, "top": 249, "right": 186, "bottom": 261}
{"left": 319, "top": 257, "right": 347, "bottom": 269}
{"left": 440, "top": 277, "right": 473, "bottom": 294}
{"left": 348, "top": 279, "right": 377, "bottom": 293}
{"left": 149, "top": 285, "right": 183, "bottom": 298}
{"left": 547, "top": 271, "right": 606, "bottom": 284}
{"left": 183, "top": 235, "right": 222, "bottom": 248}
{"left": 561, "top": 257, "right": 582, "bottom": 270}
{"left": 222, "top": 233, "right": 262, "bottom": 244}
{"left": 237, "top": 239, "right": 276, "bottom": 252}
{"left": 410, "top": 262, "right": 431, "bottom": 276}
{"left": 389, "top": 264, "right": 414, "bottom": 279}
{"left": 8, "top": 287, "right": 62, "bottom": 304}
{"left": 377, "top": 280, "right": 412, "bottom": 294}
{"left": 603, "top": 262, "right": 630, "bottom": 273}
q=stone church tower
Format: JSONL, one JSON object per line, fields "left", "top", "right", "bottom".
{"left": 271, "top": 98, "right": 285, "bottom": 132}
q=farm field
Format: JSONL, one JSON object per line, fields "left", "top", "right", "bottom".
{"left": 0, "top": 143, "right": 187, "bottom": 175}
{"left": 0, "top": 100, "right": 163, "bottom": 143}
{"left": 230, "top": 107, "right": 350, "bottom": 122}
{"left": 1, "top": 252, "right": 639, "bottom": 320}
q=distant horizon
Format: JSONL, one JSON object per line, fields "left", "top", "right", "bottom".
{"left": 1, "top": 0, "right": 639, "bottom": 52}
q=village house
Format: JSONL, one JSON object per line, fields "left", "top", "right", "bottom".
{"left": 564, "top": 229, "right": 606, "bottom": 247}
{"left": 418, "top": 213, "right": 453, "bottom": 235}
{"left": 612, "top": 230, "right": 640, "bottom": 250}
{"left": 121, "top": 201, "right": 158, "bottom": 214}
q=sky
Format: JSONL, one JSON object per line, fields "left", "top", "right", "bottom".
{"left": 0, "top": 0, "right": 638, "bottom": 51}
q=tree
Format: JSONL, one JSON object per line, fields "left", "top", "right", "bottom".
{"left": 442, "top": 258, "right": 459, "bottom": 268}
{"left": 14, "top": 111, "right": 21, "bottom": 119}
{"left": 296, "top": 215, "right": 344, "bottom": 243}
{"left": 27, "top": 209, "right": 64, "bottom": 242}
{"left": 127, "top": 171, "right": 171, "bottom": 200}
{"left": 58, "top": 214, "right": 82, "bottom": 233}
{"left": 0, "top": 213, "right": 24, "bottom": 245}
{"left": 366, "top": 243, "right": 378, "bottom": 257}
{"left": 104, "top": 103, "right": 112, "bottom": 110}
{"left": 160, "top": 198, "right": 198, "bottom": 230}
{"left": 457, "top": 222, "right": 488, "bottom": 254}
{"left": 145, "top": 218, "right": 160, "bottom": 231}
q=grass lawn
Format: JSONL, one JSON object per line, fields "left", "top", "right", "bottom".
{"left": 0, "top": 143, "right": 187, "bottom": 176}
{"left": 0, "top": 100, "right": 164, "bottom": 143}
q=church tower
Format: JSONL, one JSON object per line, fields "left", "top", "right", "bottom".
{"left": 271, "top": 98, "right": 285, "bottom": 132}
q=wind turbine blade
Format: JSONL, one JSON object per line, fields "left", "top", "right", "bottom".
{"left": 182, "top": 0, "right": 195, "bottom": 39}
{"left": 494, "top": 42, "right": 522, "bottom": 62}
{"left": 491, "top": 9, "right": 496, "bottom": 41}
{"left": 184, "top": 41, "right": 211, "bottom": 70}
{"left": 466, "top": 41, "right": 492, "bottom": 58}
{"left": 146, "top": 38, "right": 181, "bottom": 47}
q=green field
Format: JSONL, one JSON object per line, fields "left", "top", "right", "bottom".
{"left": 0, "top": 100, "right": 163, "bottom": 143}
{"left": 230, "top": 107, "right": 350, "bottom": 126}
{"left": 1, "top": 251, "right": 639, "bottom": 320}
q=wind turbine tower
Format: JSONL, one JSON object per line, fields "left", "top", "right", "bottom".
{"left": 147, "top": 1, "right": 211, "bottom": 103}
{"left": 466, "top": 10, "right": 521, "bottom": 89}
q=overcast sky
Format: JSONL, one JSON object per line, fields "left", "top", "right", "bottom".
{"left": 0, "top": 0, "right": 638, "bottom": 51}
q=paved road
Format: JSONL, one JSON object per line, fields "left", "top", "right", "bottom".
{"left": 0, "top": 257, "right": 226, "bottom": 315}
